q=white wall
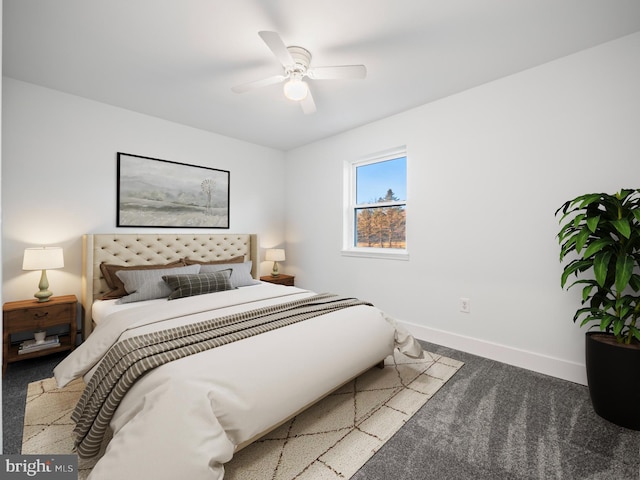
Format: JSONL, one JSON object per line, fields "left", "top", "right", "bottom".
{"left": 284, "top": 32, "right": 640, "bottom": 385}
{"left": 1, "top": 78, "right": 286, "bottom": 308}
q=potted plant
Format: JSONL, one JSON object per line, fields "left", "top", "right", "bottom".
{"left": 556, "top": 189, "right": 640, "bottom": 430}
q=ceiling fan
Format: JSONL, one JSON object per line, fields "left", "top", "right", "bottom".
{"left": 232, "top": 31, "right": 367, "bottom": 114}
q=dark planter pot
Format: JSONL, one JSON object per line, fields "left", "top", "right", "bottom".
{"left": 585, "top": 332, "right": 640, "bottom": 430}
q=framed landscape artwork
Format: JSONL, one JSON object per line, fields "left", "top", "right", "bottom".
{"left": 117, "top": 153, "right": 230, "bottom": 228}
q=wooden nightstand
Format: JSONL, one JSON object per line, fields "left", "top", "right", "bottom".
{"left": 2, "top": 294, "right": 77, "bottom": 374}
{"left": 260, "top": 274, "right": 295, "bottom": 286}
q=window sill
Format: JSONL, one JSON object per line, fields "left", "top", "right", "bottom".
{"left": 341, "top": 249, "right": 409, "bottom": 261}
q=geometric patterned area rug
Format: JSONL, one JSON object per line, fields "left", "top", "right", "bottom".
{"left": 23, "top": 350, "right": 462, "bottom": 480}
{"left": 21, "top": 376, "right": 107, "bottom": 480}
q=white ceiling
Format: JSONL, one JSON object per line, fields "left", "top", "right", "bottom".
{"left": 4, "top": 1, "right": 640, "bottom": 151}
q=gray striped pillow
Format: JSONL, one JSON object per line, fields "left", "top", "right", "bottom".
{"left": 199, "top": 261, "right": 260, "bottom": 287}
{"left": 162, "top": 270, "right": 234, "bottom": 300}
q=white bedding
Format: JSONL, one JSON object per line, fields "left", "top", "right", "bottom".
{"left": 90, "top": 298, "right": 156, "bottom": 326}
{"left": 54, "top": 283, "right": 422, "bottom": 480}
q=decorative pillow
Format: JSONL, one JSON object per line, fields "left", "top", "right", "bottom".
{"left": 199, "top": 261, "right": 260, "bottom": 288}
{"left": 100, "top": 260, "right": 185, "bottom": 300}
{"left": 183, "top": 255, "right": 244, "bottom": 266}
{"left": 115, "top": 264, "right": 201, "bottom": 304}
{"left": 162, "top": 270, "right": 234, "bottom": 300}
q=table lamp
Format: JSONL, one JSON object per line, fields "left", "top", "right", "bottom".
{"left": 265, "top": 249, "right": 285, "bottom": 277}
{"left": 22, "top": 246, "right": 64, "bottom": 302}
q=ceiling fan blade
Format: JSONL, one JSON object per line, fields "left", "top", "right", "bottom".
{"left": 307, "top": 65, "right": 367, "bottom": 80}
{"left": 231, "top": 74, "right": 287, "bottom": 94}
{"left": 258, "top": 31, "right": 295, "bottom": 67}
{"left": 300, "top": 89, "right": 316, "bottom": 115}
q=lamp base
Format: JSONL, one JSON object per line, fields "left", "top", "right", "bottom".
{"left": 34, "top": 269, "right": 53, "bottom": 302}
{"left": 271, "top": 261, "right": 280, "bottom": 277}
{"left": 34, "top": 290, "right": 53, "bottom": 302}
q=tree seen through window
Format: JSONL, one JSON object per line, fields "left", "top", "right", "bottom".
{"left": 353, "top": 156, "right": 406, "bottom": 249}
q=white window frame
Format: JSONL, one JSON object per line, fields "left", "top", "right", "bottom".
{"left": 342, "top": 146, "right": 409, "bottom": 260}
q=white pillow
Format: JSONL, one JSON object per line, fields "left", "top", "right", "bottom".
{"left": 199, "top": 261, "right": 259, "bottom": 288}
{"left": 115, "top": 264, "right": 201, "bottom": 304}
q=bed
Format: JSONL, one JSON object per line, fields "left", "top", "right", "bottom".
{"left": 54, "top": 233, "right": 422, "bottom": 480}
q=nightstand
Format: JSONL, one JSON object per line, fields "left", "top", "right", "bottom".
{"left": 2, "top": 294, "right": 77, "bottom": 374}
{"left": 260, "top": 274, "right": 295, "bottom": 286}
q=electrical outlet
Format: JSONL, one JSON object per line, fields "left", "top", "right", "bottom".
{"left": 460, "top": 297, "right": 471, "bottom": 313}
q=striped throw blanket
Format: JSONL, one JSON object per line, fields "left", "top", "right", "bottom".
{"left": 71, "top": 293, "right": 372, "bottom": 458}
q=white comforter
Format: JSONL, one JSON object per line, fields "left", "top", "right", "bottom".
{"left": 54, "top": 283, "right": 422, "bottom": 480}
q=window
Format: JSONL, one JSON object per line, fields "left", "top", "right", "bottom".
{"left": 343, "top": 147, "right": 408, "bottom": 259}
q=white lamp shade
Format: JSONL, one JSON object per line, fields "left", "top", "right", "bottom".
{"left": 22, "top": 247, "right": 64, "bottom": 270}
{"left": 265, "top": 249, "right": 286, "bottom": 262}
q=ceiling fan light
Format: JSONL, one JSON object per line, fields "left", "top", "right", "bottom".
{"left": 283, "top": 77, "right": 308, "bottom": 101}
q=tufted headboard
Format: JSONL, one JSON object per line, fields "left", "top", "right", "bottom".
{"left": 81, "top": 233, "right": 258, "bottom": 338}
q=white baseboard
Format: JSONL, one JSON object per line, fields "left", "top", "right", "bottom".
{"left": 400, "top": 320, "right": 588, "bottom": 386}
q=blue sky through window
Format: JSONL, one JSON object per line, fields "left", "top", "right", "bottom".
{"left": 356, "top": 157, "right": 406, "bottom": 204}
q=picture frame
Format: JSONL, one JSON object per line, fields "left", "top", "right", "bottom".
{"left": 117, "top": 152, "right": 230, "bottom": 228}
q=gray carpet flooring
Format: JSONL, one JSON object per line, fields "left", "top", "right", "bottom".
{"left": 3, "top": 342, "right": 639, "bottom": 479}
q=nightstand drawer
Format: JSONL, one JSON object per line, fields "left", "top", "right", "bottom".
{"left": 4, "top": 303, "right": 74, "bottom": 331}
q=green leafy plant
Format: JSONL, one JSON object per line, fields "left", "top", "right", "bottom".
{"left": 556, "top": 189, "right": 640, "bottom": 345}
